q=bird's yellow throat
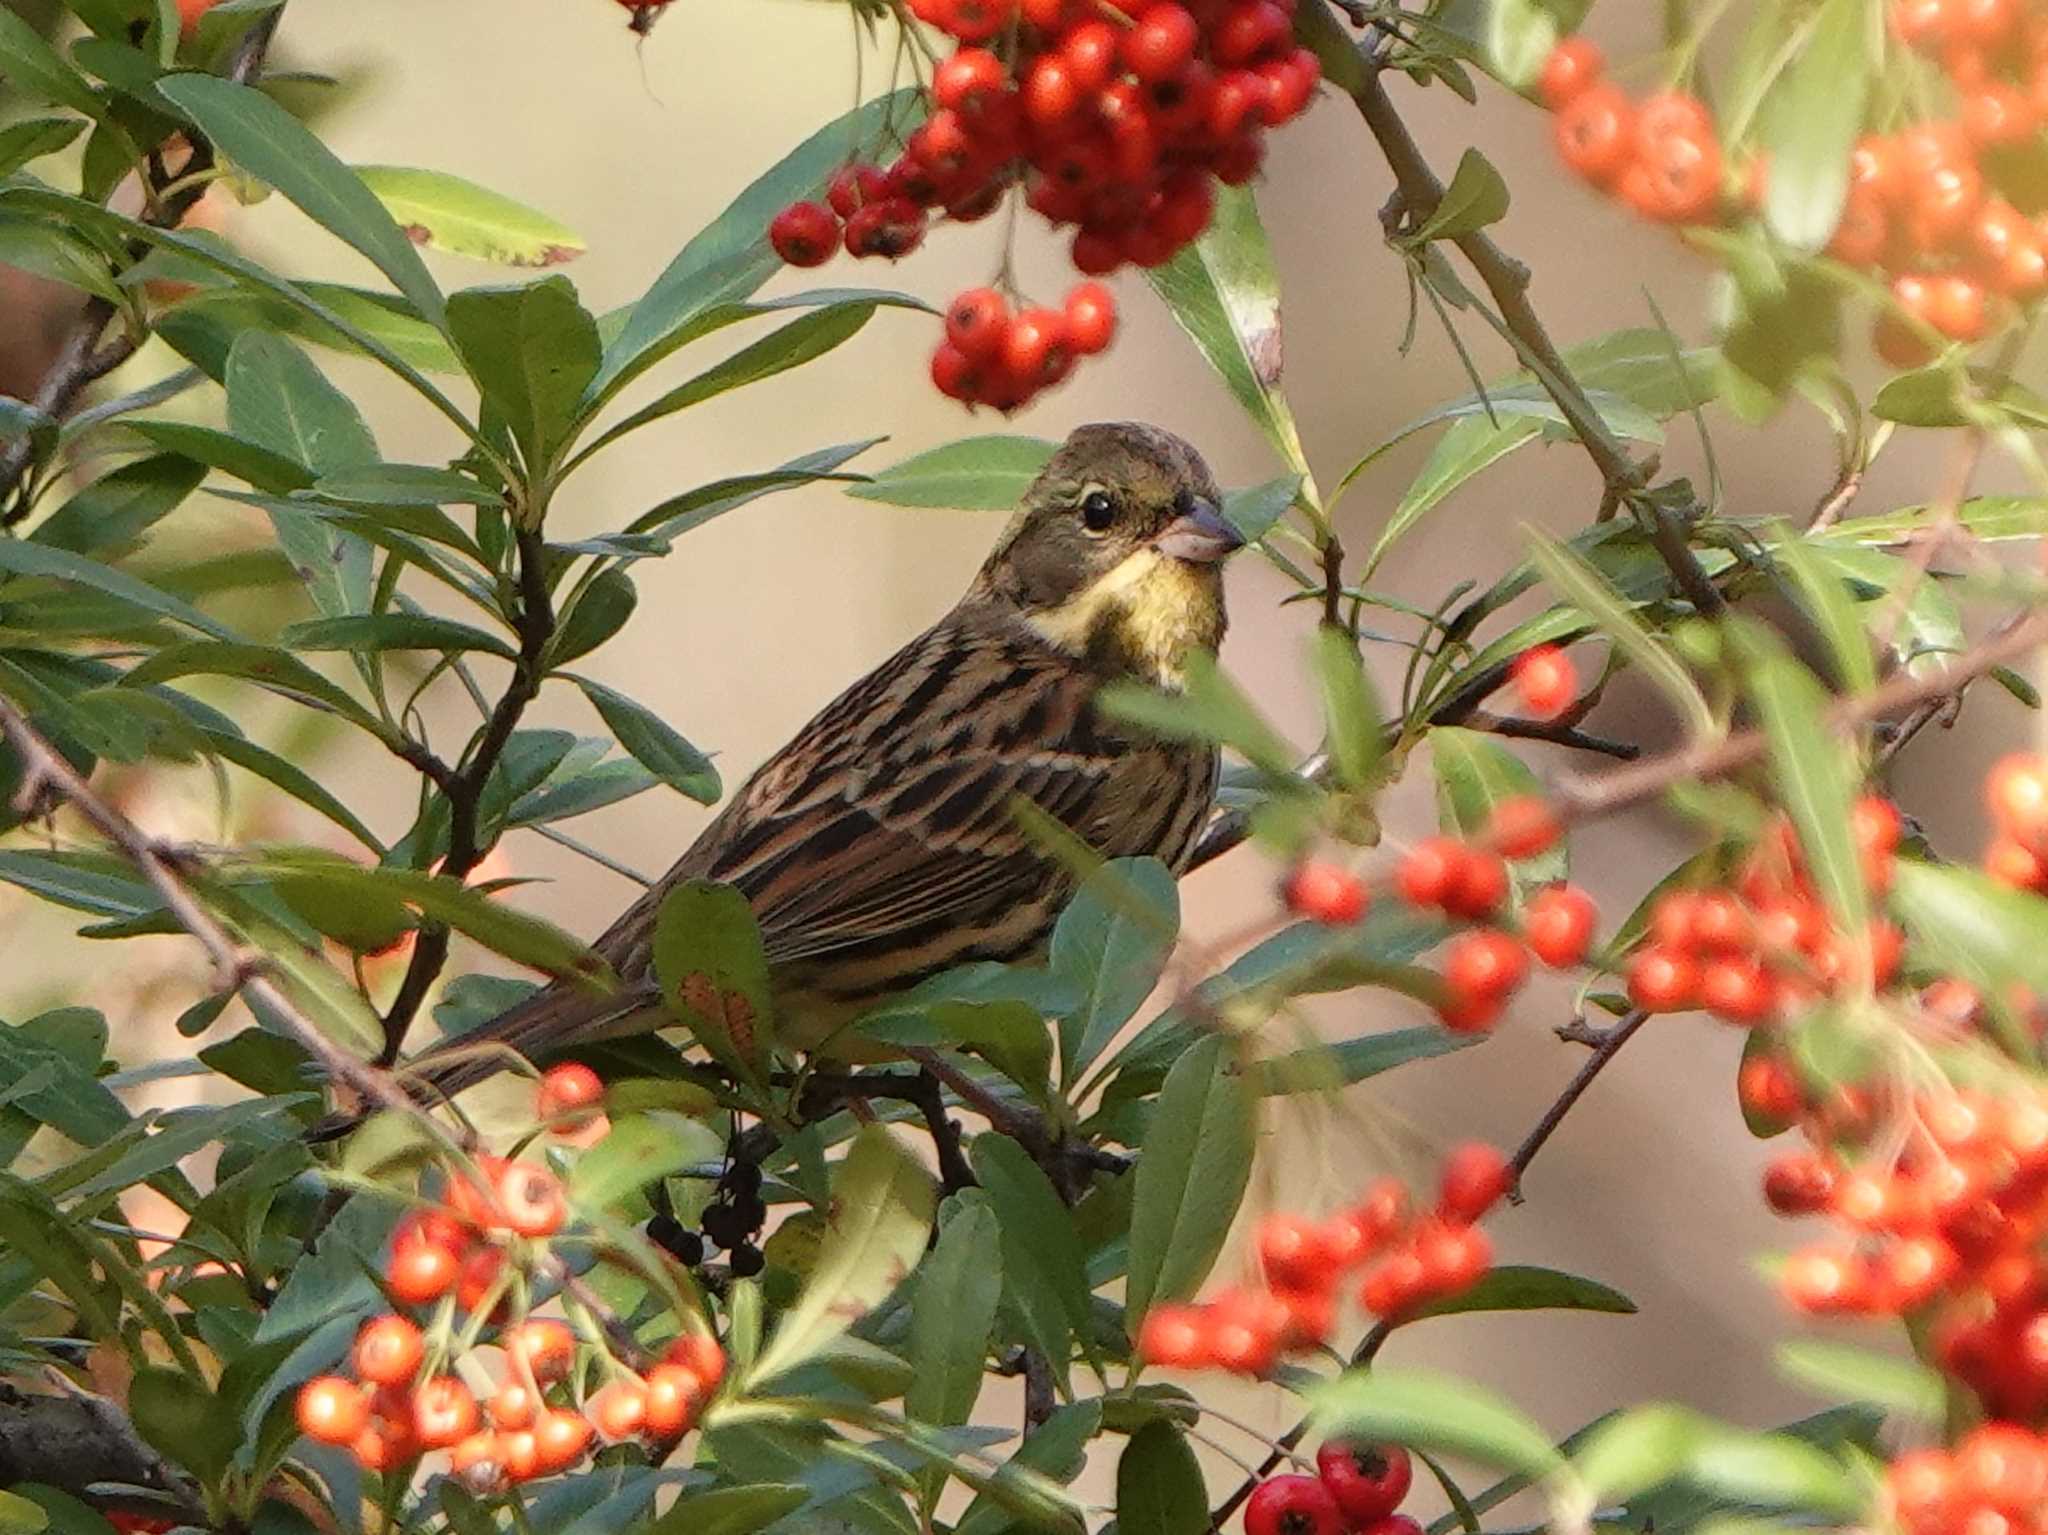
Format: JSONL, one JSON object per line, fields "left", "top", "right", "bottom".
{"left": 1025, "top": 547, "right": 1222, "bottom": 687}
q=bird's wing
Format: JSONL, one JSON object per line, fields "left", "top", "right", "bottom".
{"left": 594, "top": 610, "right": 1148, "bottom": 983}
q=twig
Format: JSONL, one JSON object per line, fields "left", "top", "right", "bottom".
{"left": 0, "top": 14, "right": 282, "bottom": 520}
{"left": 1463, "top": 711, "right": 1641, "bottom": 760}
{"left": 379, "top": 525, "right": 557, "bottom": 1060}
{"left": 909, "top": 1068, "right": 977, "bottom": 1193}
{"left": 0, "top": 1380, "right": 206, "bottom": 1524}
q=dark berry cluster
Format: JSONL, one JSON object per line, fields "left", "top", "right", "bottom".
{"left": 767, "top": 0, "right": 1321, "bottom": 406}
{"left": 294, "top": 1066, "right": 726, "bottom": 1485}
{"left": 1543, "top": 1, "right": 2048, "bottom": 367}
{"left": 1245, "top": 1443, "right": 1419, "bottom": 1535}
{"left": 1135, "top": 1145, "right": 1507, "bottom": 1373}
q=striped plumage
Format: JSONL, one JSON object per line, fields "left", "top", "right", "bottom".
{"left": 404, "top": 422, "right": 1239, "bottom": 1103}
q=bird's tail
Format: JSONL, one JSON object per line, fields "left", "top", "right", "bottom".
{"left": 309, "top": 981, "right": 654, "bottom": 1142}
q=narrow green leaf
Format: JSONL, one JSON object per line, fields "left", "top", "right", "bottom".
{"left": 642, "top": 1485, "right": 810, "bottom": 1535}
{"left": 1312, "top": 1368, "right": 1562, "bottom": 1479}
{"left": 909, "top": 1194, "right": 1004, "bottom": 1434}
{"left": 155, "top": 74, "right": 446, "bottom": 330}
{"left": 1409, "top": 1264, "right": 1636, "bottom": 1321}
{"left": 1688, "top": 1433, "right": 1865, "bottom": 1517}
{"left": 1411, "top": 149, "right": 1510, "bottom": 242}
{"left": 1527, "top": 527, "right": 1714, "bottom": 736}
{"left": 1777, "top": 1339, "right": 1945, "bottom": 1420}
{"left": 971, "top": 1132, "right": 1096, "bottom": 1393}
{"left": 129, "top": 1365, "right": 241, "bottom": 1486}
{"left": 1771, "top": 533, "right": 1877, "bottom": 693}
{"left": 356, "top": 165, "right": 586, "bottom": 266}
{"left": 0, "top": 116, "right": 86, "bottom": 177}
{"left": 1253, "top": 1025, "right": 1473, "bottom": 1095}
{"left": 1892, "top": 860, "right": 2048, "bottom": 1000}
{"left": 749, "top": 1126, "right": 935, "bottom": 1384}
{"left": 1312, "top": 626, "right": 1385, "bottom": 791}
{"left": 1367, "top": 417, "right": 1543, "bottom": 576}
{"left": 1760, "top": 0, "right": 1872, "bottom": 252}
{"left": 0, "top": 7, "right": 104, "bottom": 115}
{"left": 1125, "top": 1035, "right": 1255, "bottom": 1329}
{"left": 1572, "top": 1405, "right": 1710, "bottom": 1507}
{"left": 30, "top": 454, "right": 205, "bottom": 556}
{"left": 1116, "top": 1421, "right": 1207, "bottom": 1535}
{"left": 281, "top": 613, "right": 514, "bottom": 660}
{"left": 121, "top": 640, "right": 386, "bottom": 739}
{"left": 1144, "top": 184, "right": 1309, "bottom": 475}
{"left": 446, "top": 276, "right": 600, "bottom": 476}
{"left": 844, "top": 435, "right": 1057, "bottom": 511}
{"left": 0, "top": 538, "right": 235, "bottom": 640}
{"left": 1225, "top": 473, "right": 1303, "bottom": 543}
{"left": 124, "top": 420, "right": 315, "bottom": 492}
{"left": 570, "top": 1110, "right": 721, "bottom": 1212}
{"left": 953, "top": 1400, "right": 1101, "bottom": 1535}
{"left": 571, "top": 676, "right": 720, "bottom": 805}
{"left": 1816, "top": 495, "right": 2048, "bottom": 547}
{"left": 1100, "top": 650, "right": 1295, "bottom": 777}
{"left": 622, "top": 439, "right": 879, "bottom": 541}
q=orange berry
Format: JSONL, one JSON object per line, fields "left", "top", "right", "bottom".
{"left": 504, "top": 1318, "right": 576, "bottom": 1383}
{"left": 1284, "top": 860, "right": 1368, "bottom": 924}
{"left": 532, "top": 1408, "right": 594, "bottom": 1473}
{"left": 1486, "top": 795, "right": 1561, "bottom": 858}
{"left": 588, "top": 1378, "right": 651, "bottom": 1441}
{"left": 1525, "top": 883, "right": 1597, "bottom": 968}
{"left": 1510, "top": 644, "right": 1576, "bottom": 718}
{"left": 537, "top": 1062, "right": 604, "bottom": 1128}
{"left": 450, "top": 1431, "right": 506, "bottom": 1495}
{"left": 386, "top": 1237, "right": 460, "bottom": 1307}
{"left": 353, "top": 1315, "right": 424, "bottom": 1388}
{"left": 642, "top": 1363, "right": 707, "bottom": 1439}
{"left": 489, "top": 1381, "right": 538, "bottom": 1431}
{"left": 412, "top": 1376, "right": 479, "bottom": 1449}
{"left": 665, "top": 1332, "right": 728, "bottom": 1393}
{"left": 296, "top": 1377, "right": 370, "bottom": 1446}
{"left": 495, "top": 1161, "right": 568, "bottom": 1239}
{"left": 1437, "top": 1142, "right": 1511, "bottom": 1223}
{"left": 1538, "top": 36, "right": 1605, "bottom": 111}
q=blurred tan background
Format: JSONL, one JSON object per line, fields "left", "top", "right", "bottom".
{"left": 6, "top": 0, "right": 2041, "bottom": 1515}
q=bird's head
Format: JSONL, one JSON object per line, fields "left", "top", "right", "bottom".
{"left": 971, "top": 421, "right": 1241, "bottom": 688}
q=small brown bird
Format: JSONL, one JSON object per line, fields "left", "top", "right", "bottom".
{"left": 407, "top": 421, "right": 1241, "bottom": 1103}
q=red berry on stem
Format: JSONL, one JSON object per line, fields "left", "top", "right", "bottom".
{"left": 1438, "top": 1142, "right": 1512, "bottom": 1223}
{"left": 354, "top": 1315, "right": 424, "bottom": 1387}
{"left": 1063, "top": 282, "right": 1117, "bottom": 355}
{"left": 1554, "top": 84, "right": 1634, "bottom": 185}
{"left": 412, "top": 1376, "right": 480, "bottom": 1450}
{"left": 1511, "top": 645, "right": 1576, "bottom": 718}
{"left": 769, "top": 201, "right": 838, "bottom": 267}
{"left": 1444, "top": 929, "right": 1529, "bottom": 1002}
{"left": 1001, "top": 306, "right": 1072, "bottom": 388}
{"left": 1285, "top": 860, "right": 1368, "bottom": 924}
{"left": 537, "top": 1061, "right": 604, "bottom": 1127}
{"left": 1525, "top": 883, "right": 1596, "bottom": 968}
{"left": 1539, "top": 36, "right": 1605, "bottom": 111}
{"left": 1315, "top": 1442, "right": 1414, "bottom": 1526}
{"left": 931, "top": 343, "right": 984, "bottom": 404}
{"left": 934, "top": 48, "right": 1007, "bottom": 113}
{"left": 1487, "top": 795, "right": 1561, "bottom": 858}
{"left": 1444, "top": 848, "right": 1509, "bottom": 919}
{"left": 1627, "top": 945, "right": 1698, "bottom": 1012}
{"left": 1245, "top": 1474, "right": 1346, "bottom": 1535}
{"left": 1396, "top": 838, "right": 1461, "bottom": 908}
{"left": 386, "top": 1236, "right": 459, "bottom": 1306}
{"left": 945, "top": 287, "right": 1010, "bottom": 360}
{"left": 1136, "top": 1303, "right": 1212, "bottom": 1368}
{"left": 1124, "top": 4, "right": 1200, "bottom": 83}
{"left": 826, "top": 164, "right": 888, "bottom": 218}
{"left": 297, "top": 1377, "right": 370, "bottom": 1446}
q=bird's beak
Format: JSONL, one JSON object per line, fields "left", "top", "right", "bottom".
{"left": 1151, "top": 497, "right": 1244, "bottom": 565}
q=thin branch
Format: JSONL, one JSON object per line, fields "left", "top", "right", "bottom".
{"left": 0, "top": 13, "right": 283, "bottom": 520}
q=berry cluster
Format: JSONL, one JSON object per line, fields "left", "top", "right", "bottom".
{"left": 1888, "top": 1423, "right": 2048, "bottom": 1535}
{"left": 1244, "top": 1443, "right": 1419, "bottom": 1535}
{"left": 293, "top": 1066, "right": 726, "bottom": 1486}
{"left": 1985, "top": 752, "right": 2048, "bottom": 893}
{"left": 1541, "top": 3, "right": 2048, "bottom": 366}
{"left": 648, "top": 1154, "right": 771, "bottom": 1278}
{"left": 1623, "top": 797, "right": 1907, "bottom": 1021}
{"left": 767, "top": 0, "right": 1322, "bottom": 405}
{"left": 1134, "top": 1144, "right": 1507, "bottom": 1373}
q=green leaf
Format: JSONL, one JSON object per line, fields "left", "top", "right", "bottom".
{"left": 1408, "top": 1264, "right": 1636, "bottom": 1321}
{"left": 570, "top": 677, "right": 720, "bottom": 805}
{"left": 570, "top": 1110, "right": 721, "bottom": 1211}
{"left": 1776, "top": 1339, "right": 1945, "bottom": 1420}
{"left": 1225, "top": 473, "right": 1302, "bottom": 544}
{"left": 1412, "top": 149, "right": 1510, "bottom": 242}
{"left": 312, "top": 463, "right": 501, "bottom": 509}
{"left": 1116, "top": 1421, "right": 1207, "bottom": 1535}
{"left": 1527, "top": 527, "right": 1714, "bottom": 736}
{"left": 1145, "top": 184, "right": 1308, "bottom": 475}
{"left": 1816, "top": 495, "right": 2048, "bottom": 547}
{"left": 1892, "top": 860, "right": 2048, "bottom": 1001}
{"left": 446, "top": 276, "right": 601, "bottom": 477}
{"left": 0, "top": 7, "right": 104, "bottom": 115}
{"left": 1572, "top": 1404, "right": 1709, "bottom": 1507}
{"left": 31, "top": 453, "right": 206, "bottom": 555}
{"left": 1485, "top": 0, "right": 1560, "bottom": 85}
{"left": 845, "top": 435, "right": 1058, "bottom": 511}
{"left": 0, "top": 116, "right": 87, "bottom": 178}
{"left": 1770, "top": 532, "right": 1877, "bottom": 694}
{"left": 1125, "top": 1035, "right": 1254, "bottom": 1330}
{"left": 1313, "top": 626, "right": 1385, "bottom": 791}
{"left": 155, "top": 74, "right": 446, "bottom": 330}
{"left": 1312, "top": 1368, "right": 1562, "bottom": 1479}
{"left": 652, "top": 879, "right": 776, "bottom": 1084}
{"left": 0, "top": 537, "right": 235, "bottom": 640}
{"left": 129, "top": 1365, "right": 240, "bottom": 1486}
{"left": 1367, "top": 416, "right": 1544, "bottom": 576}
{"left": 355, "top": 165, "right": 586, "bottom": 266}
{"left": 281, "top": 613, "right": 515, "bottom": 660}
{"left": 0, "top": 1489, "right": 55, "bottom": 1535}
{"left": 1687, "top": 1432, "right": 1865, "bottom": 1517}
{"left": 971, "top": 1132, "right": 1096, "bottom": 1393}
{"left": 1100, "top": 650, "right": 1295, "bottom": 777}
{"left": 125, "top": 420, "right": 316, "bottom": 492}
{"left": 551, "top": 567, "right": 637, "bottom": 666}
{"left": 1730, "top": 630, "right": 1868, "bottom": 939}
{"left": 578, "top": 300, "right": 887, "bottom": 464}
{"left": 623, "top": 438, "right": 880, "bottom": 541}
{"left": 121, "top": 640, "right": 387, "bottom": 740}
{"left": 750, "top": 1125, "right": 935, "bottom": 1385}
{"left": 1052, "top": 857, "right": 1178, "bottom": 1086}
{"left": 909, "top": 1194, "right": 1004, "bottom": 1454}
{"left": 1253, "top": 1025, "right": 1473, "bottom": 1095}
{"left": 590, "top": 88, "right": 921, "bottom": 406}
{"left": 1760, "top": 0, "right": 1873, "bottom": 252}
{"left": 642, "top": 1485, "right": 811, "bottom": 1535}
{"left": 1431, "top": 726, "right": 1565, "bottom": 896}
{"left": 0, "top": 1020, "right": 129, "bottom": 1144}
{"left": 953, "top": 1400, "right": 1101, "bottom": 1535}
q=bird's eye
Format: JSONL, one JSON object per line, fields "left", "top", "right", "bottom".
{"left": 1079, "top": 490, "right": 1116, "bottom": 532}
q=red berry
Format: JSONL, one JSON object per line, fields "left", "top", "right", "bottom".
{"left": 826, "top": 164, "right": 889, "bottom": 218}
{"left": 931, "top": 343, "right": 984, "bottom": 403}
{"left": 1256, "top": 1213, "right": 1326, "bottom": 1290}
{"left": 1438, "top": 1142, "right": 1511, "bottom": 1223}
{"left": 1827, "top": 188, "right": 1890, "bottom": 267}
{"left": 1627, "top": 945, "right": 1698, "bottom": 1012}
{"left": 1363, "top": 1520, "right": 1426, "bottom": 1535}
{"left": 1071, "top": 227, "right": 1124, "bottom": 275}
{"left": 1024, "top": 53, "right": 1082, "bottom": 126}
{"left": 1063, "top": 281, "right": 1117, "bottom": 355}
{"left": 769, "top": 201, "right": 838, "bottom": 268}
{"left": 1255, "top": 49, "right": 1321, "bottom": 126}
{"left": 1738, "top": 1055, "right": 1804, "bottom": 1123}
{"left": 494, "top": 1161, "right": 567, "bottom": 1239}
{"left": 1762, "top": 1152, "right": 1837, "bottom": 1215}
{"left": 1539, "top": 36, "right": 1605, "bottom": 110}
{"left": 1414, "top": 1219, "right": 1492, "bottom": 1293}
{"left": 1359, "top": 1247, "right": 1429, "bottom": 1318}
{"left": 643, "top": 1363, "right": 707, "bottom": 1439}
{"left": 843, "top": 199, "right": 927, "bottom": 260}
{"left": 1700, "top": 957, "right": 1774, "bottom": 1025}
{"left": 1444, "top": 929, "right": 1529, "bottom": 1001}
{"left": 412, "top": 1376, "right": 480, "bottom": 1450}
{"left": 532, "top": 1408, "right": 594, "bottom": 1474}
{"left": 1213, "top": 2, "right": 1291, "bottom": 67}
{"left": 1123, "top": 3, "right": 1200, "bottom": 83}
{"left": 537, "top": 1061, "right": 604, "bottom": 1128}
{"left": 934, "top": 48, "right": 1008, "bottom": 113}
{"left": 1487, "top": 795, "right": 1561, "bottom": 858}
{"left": 665, "top": 1332, "right": 727, "bottom": 1392}
{"left": 1136, "top": 1303, "right": 1212, "bottom": 1368}
{"left": 1988, "top": 753, "right": 2048, "bottom": 853}
{"left": 1444, "top": 848, "right": 1509, "bottom": 919}
{"left": 1511, "top": 645, "right": 1576, "bottom": 718}
{"left": 297, "top": 1377, "right": 370, "bottom": 1446}
{"left": 386, "top": 1236, "right": 459, "bottom": 1306}
{"left": 1061, "top": 21, "right": 1120, "bottom": 91}
{"left": 1631, "top": 117, "right": 1724, "bottom": 223}
{"left": 489, "top": 1381, "right": 538, "bottom": 1431}
{"left": 1525, "top": 884, "right": 1596, "bottom": 968}
{"left": 1315, "top": 1442, "right": 1413, "bottom": 1526}
{"left": 1245, "top": 1474, "right": 1346, "bottom": 1535}
{"left": 1435, "top": 988, "right": 1502, "bottom": 1034}
{"left": 354, "top": 1315, "right": 424, "bottom": 1387}
{"left": 587, "top": 1379, "right": 650, "bottom": 1442}
{"left": 1780, "top": 1247, "right": 1867, "bottom": 1313}
{"left": 1396, "top": 838, "right": 1461, "bottom": 908}
{"left": 1001, "top": 305, "right": 1072, "bottom": 388}
{"left": 945, "top": 287, "right": 1010, "bottom": 360}
{"left": 1285, "top": 860, "right": 1368, "bottom": 925}
{"left": 1554, "top": 84, "right": 1633, "bottom": 185}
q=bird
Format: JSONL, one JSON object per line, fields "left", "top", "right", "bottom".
{"left": 392, "top": 420, "right": 1243, "bottom": 1110}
